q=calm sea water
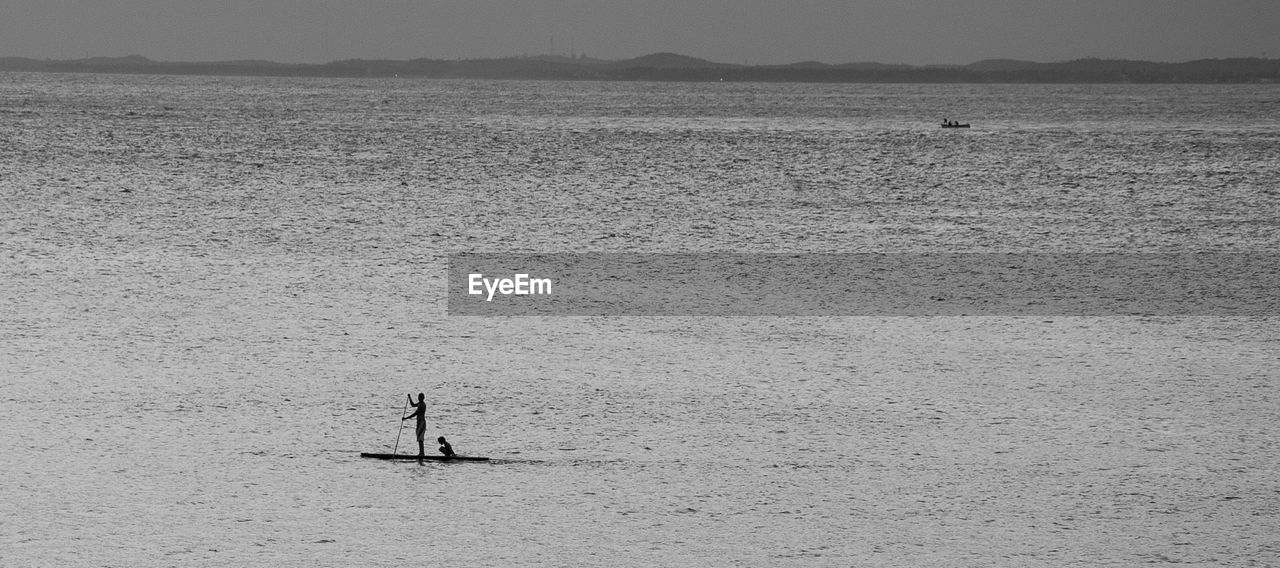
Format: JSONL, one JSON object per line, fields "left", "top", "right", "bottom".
{"left": 2, "top": 73, "right": 1279, "bottom": 566}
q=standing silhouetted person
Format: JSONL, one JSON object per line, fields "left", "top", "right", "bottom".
{"left": 403, "top": 393, "right": 427, "bottom": 457}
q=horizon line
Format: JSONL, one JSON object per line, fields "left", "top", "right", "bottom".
{"left": 4, "top": 51, "right": 1278, "bottom": 68}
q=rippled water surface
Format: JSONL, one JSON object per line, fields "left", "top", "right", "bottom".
{"left": 3, "top": 74, "right": 1279, "bottom": 566}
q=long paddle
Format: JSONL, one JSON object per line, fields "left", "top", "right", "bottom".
{"left": 391, "top": 396, "right": 409, "bottom": 455}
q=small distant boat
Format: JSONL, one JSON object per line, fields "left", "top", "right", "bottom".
{"left": 941, "top": 122, "right": 970, "bottom": 128}
{"left": 360, "top": 452, "right": 490, "bottom": 461}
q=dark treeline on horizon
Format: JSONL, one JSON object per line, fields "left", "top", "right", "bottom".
{"left": 2, "top": 53, "right": 1279, "bottom": 83}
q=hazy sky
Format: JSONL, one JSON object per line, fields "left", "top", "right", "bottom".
{"left": 3, "top": 1, "right": 1278, "bottom": 65}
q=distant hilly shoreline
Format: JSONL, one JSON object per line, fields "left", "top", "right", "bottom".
{"left": 2, "top": 52, "right": 1278, "bottom": 83}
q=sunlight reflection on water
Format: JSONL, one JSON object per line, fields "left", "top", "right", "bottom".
{"left": 3, "top": 74, "right": 1278, "bottom": 567}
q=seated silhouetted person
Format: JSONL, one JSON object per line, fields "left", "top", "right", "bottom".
{"left": 437, "top": 436, "right": 455, "bottom": 458}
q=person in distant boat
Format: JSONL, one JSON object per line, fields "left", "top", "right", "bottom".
{"left": 437, "top": 436, "right": 455, "bottom": 458}
{"left": 403, "top": 393, "right": 428, "bottom": 457}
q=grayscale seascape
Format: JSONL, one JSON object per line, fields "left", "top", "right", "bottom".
{"left": 3, "top": 73, "right": 1279, "bottom": 566}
